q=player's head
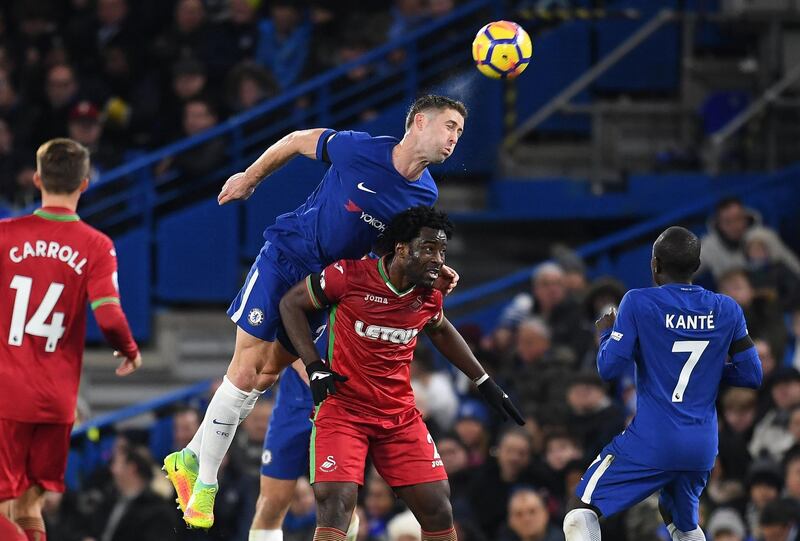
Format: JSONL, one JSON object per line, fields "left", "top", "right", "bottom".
{"left": 34, "top": 138, "right": 90, "bottom": 196}
{"left": 405, "top": 94, "right": 467, "bottom": 164}
{"left": 652, "top": 226, "right": 701, "bottom": 285}
{"left": 383, "top": 206, "right": 454, "bottom": 288}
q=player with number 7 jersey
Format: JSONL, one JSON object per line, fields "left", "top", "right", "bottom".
{"left": 0, "top": 139, "right": 140, "bottom": 541}
{"left": 564, "top": 227, "right": 763, "bottom": 541}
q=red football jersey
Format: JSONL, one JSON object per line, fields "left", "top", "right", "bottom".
{"left": 0, "top": 207, "right": 121, "bottom": 423}
{"left": 307, "top": 257, "right": 444, "bottom": 417}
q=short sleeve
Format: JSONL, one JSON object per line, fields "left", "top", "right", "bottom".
{"left": 321, "top": 130, "right": 370, "bottom": 168}
{"left": 314, "top": 260, "right": 349, "bottom": 305}
{"left": 603, "top": 291, "right": 639, "bottom": 359}
{"left": 88, "top": 235, "right": 120, "bottom": 309}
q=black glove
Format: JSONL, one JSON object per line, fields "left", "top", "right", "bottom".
{"left": 477, "top": 377, "right": 525, "bottom": 425}
{"left": 306, "top": 360, "right": 348, "bottom": 406}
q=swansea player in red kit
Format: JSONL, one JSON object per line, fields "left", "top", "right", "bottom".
{"left": 279, "top": 206, "right": 523, "bottom": 541}
{"left": 0, "top": 138, "right": 141, "bottom": 541}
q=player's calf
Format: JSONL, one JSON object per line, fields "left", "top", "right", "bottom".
{"left": 313, "top": 482, "right": 358, "bottom": 534}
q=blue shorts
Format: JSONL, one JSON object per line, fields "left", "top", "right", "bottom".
{"left": 575, "top": 443, "right": 710, "bottom": 531}
{"left": 227, "top": 241, "right": 326, "bottom": 353}
{"left": 261, "top": 367, "right": 314, "bottom": 479}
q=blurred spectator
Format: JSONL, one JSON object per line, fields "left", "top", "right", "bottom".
{"left": 0, "top": 117, "right": 32, "bottom": 207}
{"left": 0, "top": 67, "right": 36, "bottom": 149}
{"left": 745, "top": 226, "right": 800, "bottom": 311}
{"left": 500, "top": 263, "right": 593, "bottom": 363}
{"left": 255, "top": 0, "right": 314, "bottom": 90}
{"left": 582, "top": 277, "right": 626, "bottom": 323}
{"left": 159, "top": 96, "right": 227, "bottom": 181}
{"left": 225, "top": 61, "right": 278, "bottom": 114}
{"left": 388, "top": 0, "right": 429, "bottom": 42}
{"left": 67, "top": 100, "right": 121, "bottom": 176}
{"left": 365, "top": 471, "right": 402, "bottom": 540}
{"left": 551, "top": 245, "right": 588, "bottom": 298}
{"left": 467, "top": 428, "right": 542, "bottom": 539}
{"left": 411, "top": 345, "right": 458, "bottom": 435}
{"left": 284, "top": 476, "right": 316, "bottom": 541}
{"left": 230, "top": 397, "right": 273, "bottom": 478}
{"left": 436, "top": 435, "right": 472, "bottom": 515}
{"left": 746, "top": 465, "right": 785, "bottom": 536}
{"left": 718, "top": 269, "right": 787, "bottom": 361}
{"left": 454, "top": 399, "right": 491, "bottom": 467}
{"left": 541, "top": 430, "right": 583, "bottom": 499}
{"left": 85, "top": 445, "right": 178, "bottom": 541}
{"left": 787, "top": 312, "right": 800, "bottom": 370}
{"left": 700, "top": 198, "right": 800, "bottom": 281}
{"left": 750, "top": 368, "right": 800, "bottom": 462}
{"left": 706, "top": 457, "right": 747, "bottom": 511}
{"left": 387, "top": 509, "right": 421, "bottom": 541}
{"left": 784, "top": 447, "right": 800, "bottom": 503}
{"left": 759, "top": 498, "right": 800, "bottom": 541}
{"left": 13, "top": 164, "right": 38, "bottom": 208}
{"left": 31, "top": 63, "right": 80, "bottom": 145}
{"left": 161, "top": 57, "right": 210, "bottom": 143}
{"left": 564, "top": 372, "right": 625, "bottom": 460}
{"left": 220, "top": 0, "right": 262, "bottom": 61}
{"left": 172, "top": 404, "right": 201, "bottom": 451}
{"left": 718, "top": 388, "right": 758, "bottom": 483}
{"left": 498, "top": 488, "right": 563, "bottom": 541}
{"left": 705, "top": 507, "right": 747, "bottom": 541}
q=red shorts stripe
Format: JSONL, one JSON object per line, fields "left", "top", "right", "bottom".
{"left": 311, "top": 403, "right": 447, "bottom": 487}
{"left": 0, "top": 418, "right": 72, "bottom": 499}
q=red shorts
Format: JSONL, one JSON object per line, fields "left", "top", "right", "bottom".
{"left": 0, "top": 418, "right": 72, "bottom": 500}
{"left": 310, "top": 402, "right": 447, "bottom": 487}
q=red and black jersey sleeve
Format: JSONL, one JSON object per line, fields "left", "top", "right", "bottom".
{"left": 306, "top": 260, "right": 349, "bottom": 308}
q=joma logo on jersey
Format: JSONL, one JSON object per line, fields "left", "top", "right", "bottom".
{"left": 354, "top": 320, "right": 419, "bottom": 344}
{"left": 364, "top": 294, "right": 388, "bottom": 304}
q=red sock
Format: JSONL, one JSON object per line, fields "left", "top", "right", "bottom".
{"left": 313, "top": 526, "right": 347, "bottom": 541}
{"left": 422, "top": 526, "right": 457, "bottom": 541}
{"left": 15, "top": 516, "right": 46, "bottom": 541}
{"left": 0, "top": 515, "right": 26, "bottom": 541}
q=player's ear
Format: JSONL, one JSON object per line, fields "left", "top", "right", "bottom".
{"left": 652, "top": 256, "right": 661, "bottom": 274}
{"left": 32, "top": 171, "right": 43, "bottom": 190}
{"left": 414, "top": 112, "right": 426, "bottom": 131}
{"left": 395, "top": 241, "right": 408, "bottom": 257}
{"left": 79, "top": 177, "right": 90, "bottom": 193}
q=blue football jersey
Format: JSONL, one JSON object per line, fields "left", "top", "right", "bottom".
{"left": 264, "top": 130, "right": 439, "bottom": 273}
{"left": 598, "top": 283, "right": 761, "bottom": 471}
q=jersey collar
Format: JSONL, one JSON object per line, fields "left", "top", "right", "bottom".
{"left": 33, "top": 207, "right": 80, "bottom": 222}
{"left": 377, "top": 257, "right": 415, "bottom": 297}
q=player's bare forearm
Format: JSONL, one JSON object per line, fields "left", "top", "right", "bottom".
{"left": 425, "top": 317, "right": 485, "bottom": 380}
{"left": 279, "top": 281, "right": 324, "bottom": 368}
{"left": 245, "top": 128, "right": 329, "bottom": 184}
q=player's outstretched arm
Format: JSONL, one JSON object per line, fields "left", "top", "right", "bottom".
{"left": 218, "top": 128, "right": 330, "bottom": 205}
{"left": 279, "top": 279, "right": 347, "bottom": 406}
{"left": 426, "top": 316, "right": 524, "bottom": 425}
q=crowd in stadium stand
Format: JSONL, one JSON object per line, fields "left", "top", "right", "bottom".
{"left": 38, "top": 198, "right": 800, "bottom": 541}
{"left": 0, "top": 0, "right": 458, "bottom": 208}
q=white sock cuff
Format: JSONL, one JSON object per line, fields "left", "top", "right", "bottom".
{"left": 563, "top": 508, "right": 600, "bottom": 541}
{"left": 221, "top": 375, "right": 251, "bottom": 404}
{"left": 673, "top": 526, "right": 705, "bottom": 541}
{"left": 249, "top": 529, "right": 283, "bottom": 541}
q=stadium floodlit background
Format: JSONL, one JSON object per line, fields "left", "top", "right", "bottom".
{"left": 1, "top": 0, "right": 800, "bottom": 540}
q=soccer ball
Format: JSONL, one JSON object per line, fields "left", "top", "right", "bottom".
{"left": 472, "top": 20, "right": 532, "bottom": 80}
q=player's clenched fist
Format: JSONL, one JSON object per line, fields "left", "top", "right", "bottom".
{"left": 595, "top": 305, "right": 617, "bottom": 333}
{"left": 305, "top": 360, "right": 348, "bottom": 406}
{"left": 476, "top": 376, "right": 525, "bottom": 425}
{"left": 218, "top": 171, "right": 256, "bottom": 205}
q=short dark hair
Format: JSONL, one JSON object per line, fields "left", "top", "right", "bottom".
{"left": 378, "top": 206, "right": 454, "bottom": 253}
{"left": 760, "top": 498, "right": 800, "bottom": 527}
{"left": 716, "top": 196, "right": 743, "bottom": 214}
{"left": 405, "top": 94, "right": 467, "bottom": 130}
{"left": 122, "top": 445, "right": 155, "bottom": 483}
{"left": 653, "top": 226, "right": 701, "bottom": 278}
{"left": 35, "top": 138, "right": 90, "bottom": 194}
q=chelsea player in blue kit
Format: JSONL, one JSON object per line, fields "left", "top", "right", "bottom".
{"left": 563, "top": 226, "right": 763, "bottom": 541}
{"left": 164, "top": 95, "right": 467, "bottom": 533}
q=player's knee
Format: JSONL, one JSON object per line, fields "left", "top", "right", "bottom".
{"left": 563, "top": 508, "right": 600, "bottom": 541}
{"left": 253, "top": 492, "right": 291, "bottom": 525}
{"left": 313, "top": 484, "right": 356, "bottom": 527}
{"left": 414, "top": 495, "right": 453, "bottom": 531}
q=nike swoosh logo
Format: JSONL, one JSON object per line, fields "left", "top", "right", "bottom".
{"left": 311, "top": 372, "right": 331, "bottom": 381}
{"left": 357, "top": 182, "right": 376, "bottom": 194}
{"left": 212, "top": 419, "right": 235, "bottom": 426}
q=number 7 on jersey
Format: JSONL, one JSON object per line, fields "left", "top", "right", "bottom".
{"left": 671, "top": 340, "right": 709, "bottom": 403}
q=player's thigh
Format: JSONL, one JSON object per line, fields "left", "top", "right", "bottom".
{"left": 26, "top": 423, "right": 71, "bottom": 495}
{"left": 261, "top": 404, "right": 312, "bottom": 482}
{"left": 659, "top": 470, "right": 710, "bottom": 532}
{"left": 575, "top": 449, "right": 672, "bottom": 520}
{"left": 0, "top": 419, "right": 35, "bottom": 501}
{"left": 370, "top": 411, "right": 448, "bottom": 488}
{"left": 310, "top": 403, "right": 369, "bottom": 486}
